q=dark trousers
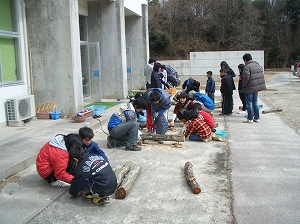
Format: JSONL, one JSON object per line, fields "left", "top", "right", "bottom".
{"left": 222, "top": 95, "right": 233, "bottom": 115}
{"left": 146, "top": 83, "right": 151, "bottom": 89}
{"left": 238, "top": 90, "right": 247, "bottom": 111}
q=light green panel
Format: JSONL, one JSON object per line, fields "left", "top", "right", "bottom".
{"left": 0, "top": 0, "right": 14, "bottom": 31}
{"left": 0, "top": 37, "right": 17, "bottom": 82}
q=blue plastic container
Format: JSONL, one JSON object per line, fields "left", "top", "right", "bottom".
{"left": 50, "top": 112, "right": 61, "bottom": 120}
{"left": 215, "top": 130, "right": 227, "bottom": 138}
{"left": 87, "top": 105, "right": 106, "bottom": 116}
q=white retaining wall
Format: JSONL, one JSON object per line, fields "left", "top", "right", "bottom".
{"left": 160, "top": 50, "right": 264, "bottom": 85}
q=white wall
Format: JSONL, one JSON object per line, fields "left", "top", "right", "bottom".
{"left": 160, "top": 50, "right": 264, "bottom": 84}
{"left": 124, "top": 0, "right": 147, "bottom": 16}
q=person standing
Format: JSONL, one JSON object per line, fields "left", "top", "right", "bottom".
{"left": 237, "top": 64, "right": 247, "bottom": 114}
{"left": 220, "top": 61, "right": 236, "bottom": 78}
{"left": 144, "top": 58, "right": 156, "bottom": 89}
{"left": 205, "top": 71, "right": 215, "bottom": 103}
{"left": 159, "top": 65, "right": 168, "bottom": 89}
{"left": 150, "top": 62, "right": 162, "bottom": 88}
{"left": 242, "top": 53, "right": 266, "bottom": 123}
{"left": 220, "top": 68, "right": 235, "bottom": 116}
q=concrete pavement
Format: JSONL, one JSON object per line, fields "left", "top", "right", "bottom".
{"left": 0, "top": 75, "right": 300, "bottom": 223}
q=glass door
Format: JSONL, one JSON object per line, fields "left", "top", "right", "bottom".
{"left": 80, "top": 42, "right": 102, "bottom": 101}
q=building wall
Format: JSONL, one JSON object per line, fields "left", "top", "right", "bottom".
{"left": 0, "top": 0, "right": 149, "bottom": 126}
{"left": 125, "top": 3, "right": 149, "bottom": 90}
{"left": 88, "top": 0, "right": 128, "bottom": 99}
{"left": 25, "top": 0, "right": 83, "bottom": 117}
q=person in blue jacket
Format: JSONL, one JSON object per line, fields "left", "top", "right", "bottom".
{"left": 205, "top": 71, "right": 216, "bottom": 103}
{"left": 188, "top": 90, "right": 215, "bottom": 113}
{"left": 79, "top": 127, "right": 109, "bottom": 162}
{"left": 106, "top": 97, "right": 148, "bottom": 151}
{"left": 143, "top": 88, "right": 171, "bottom": 135}
{"left": 69, "top": 145, "right": 117, "bottom": 206}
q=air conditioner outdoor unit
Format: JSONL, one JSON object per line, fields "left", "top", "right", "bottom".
{"left": 6, "top": 95, "right": 36, "bottom": 122}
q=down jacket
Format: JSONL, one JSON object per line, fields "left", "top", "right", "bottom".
{"left": 242, "top": 60, "right": 266, "bottom": 94}
{"left": 36, "top": 135, "right": 73, "bottom": 184}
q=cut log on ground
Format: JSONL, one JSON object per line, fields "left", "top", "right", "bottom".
{"left": 114, "top": 161, "right": 133, "bottom": 188}
{"left": 262, "top": 107, "right": 283, "bottom": 114}
{"left": 115, "top": 164, "right": 142, "bottom": 199}
{"left": 184, "top": 161, "right": 201, "bottom": 194}
{"left": 141, "top": 133, "right": 185, "bottom": 142}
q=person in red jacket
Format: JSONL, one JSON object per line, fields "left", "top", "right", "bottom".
{"left": 36, "top": 133, "right": 82, "bottom": 188}
{"left": 192, "top": 102, "right": 217, "bottom": 132}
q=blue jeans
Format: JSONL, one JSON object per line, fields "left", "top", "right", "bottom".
{"left": 188, "top": 134, "right": 204, "bottom": 141}
{"left": 246, "top": 92, "right": 260, "bottom": 121}
{"left": 108, "top": 121, "right": 139, "bottom": 146}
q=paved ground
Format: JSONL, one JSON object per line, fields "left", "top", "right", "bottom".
{"left": 0, "top": 70, "right": 299, "bottom": 224}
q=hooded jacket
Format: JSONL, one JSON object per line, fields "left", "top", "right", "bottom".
{"left": 107, "top": 103, "right": 137, "bottom": 130}
{"left": 36, "top": 135, "right": 74, "bottom": 183}
{"left": 242, "top": 60, "right": 266, "bottom": 94}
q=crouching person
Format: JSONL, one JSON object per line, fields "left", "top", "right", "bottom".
{"left": 184, "top": 109, "right": 212, "bottom": 142}
{"left": 36, "top": 133, "right": 82, "bottom": 188}
{"left": 69, "top": 145, "right": 117, "bottom": 205}
{"left": 106, "top": 98, "right": 148, "bottom": 151}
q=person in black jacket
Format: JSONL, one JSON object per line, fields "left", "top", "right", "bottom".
{"left": 220, "top": 61, "right": 236, "bottom": 78}
{"left": 151, "top": 62, "right": 162, "bottom": 88}
{"left": 220, "top": 68, "right": 235, "bottom": 116}
{"left": 69, "top": 146, "right": 117, "bottom": 205}
{"left": 151, "top": 62, "right": 169, "bottom": 89}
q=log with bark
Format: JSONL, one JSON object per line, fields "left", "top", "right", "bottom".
{"left": 184, "top": 161, "right": 201, "bottom": 194}
{"left": 114, "top": 161, "right": 133, "bottom": 188}
{"left": 262, "top": 107, "right": 283, "bottom": 114}
{"left": 141, "top": 133, "right": 185, "bottom": 142}
{"left": 115, "top": 164, "right": 142, "bottom": 199}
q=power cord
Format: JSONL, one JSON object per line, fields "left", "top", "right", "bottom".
{"left": 97, "top": 118, "right": 109, "bottom": 136}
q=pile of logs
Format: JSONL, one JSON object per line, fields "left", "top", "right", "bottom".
{"left": 114, "top": 161, "right": 142, "bottom": 199}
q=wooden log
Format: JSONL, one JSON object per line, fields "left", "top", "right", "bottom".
{"left": 115, "top": 164, "right": 142, "bottom": 199}
{"left": 141, "top": 133, "right": 185, "bottom": 142}
{"left": 184, "top": 162, "right": 201, "bottom": 194}
{"left": 262, "top": 107, "right": 283, "bottom": 114}
{"left": 114, "top": 161, "right": 133, "bottom": 188}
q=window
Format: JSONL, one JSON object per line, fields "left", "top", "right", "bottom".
{"left": 0, "top": 0, "right": 23, "bottom": 85}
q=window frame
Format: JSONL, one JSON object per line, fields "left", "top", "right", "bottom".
{"left": 0, "top": 0, "right": 25, "bottom": 86}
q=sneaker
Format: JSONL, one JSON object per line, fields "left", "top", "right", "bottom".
{"left": 125, "top": 145, "right": 142, "bottom": 151}
{"left": 243, "top": 120, "right": 253, "bottom": 124}
{"left": 83, "top": 192, "right": 94, "bottom": 204}
{"left": 107, "top": 135, "right": 115, "bottom": 148}
{"left": 50, "top": 180, "right": 70, "bottom": 188}
{"left": 93, "top": 196, "right": 110, "bottom": 205}
{"left": 254, "top": 119, "right": 260, "bottom": 123}
{"left": 238, "top": 110, "right": 247, "bottom": 114}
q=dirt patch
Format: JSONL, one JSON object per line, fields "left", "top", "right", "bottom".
{"left": 0, "top": 174, "right": 21, "bottom": 189}
{"left": 259, "top": 69, "right": 300, "bottom": 133}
